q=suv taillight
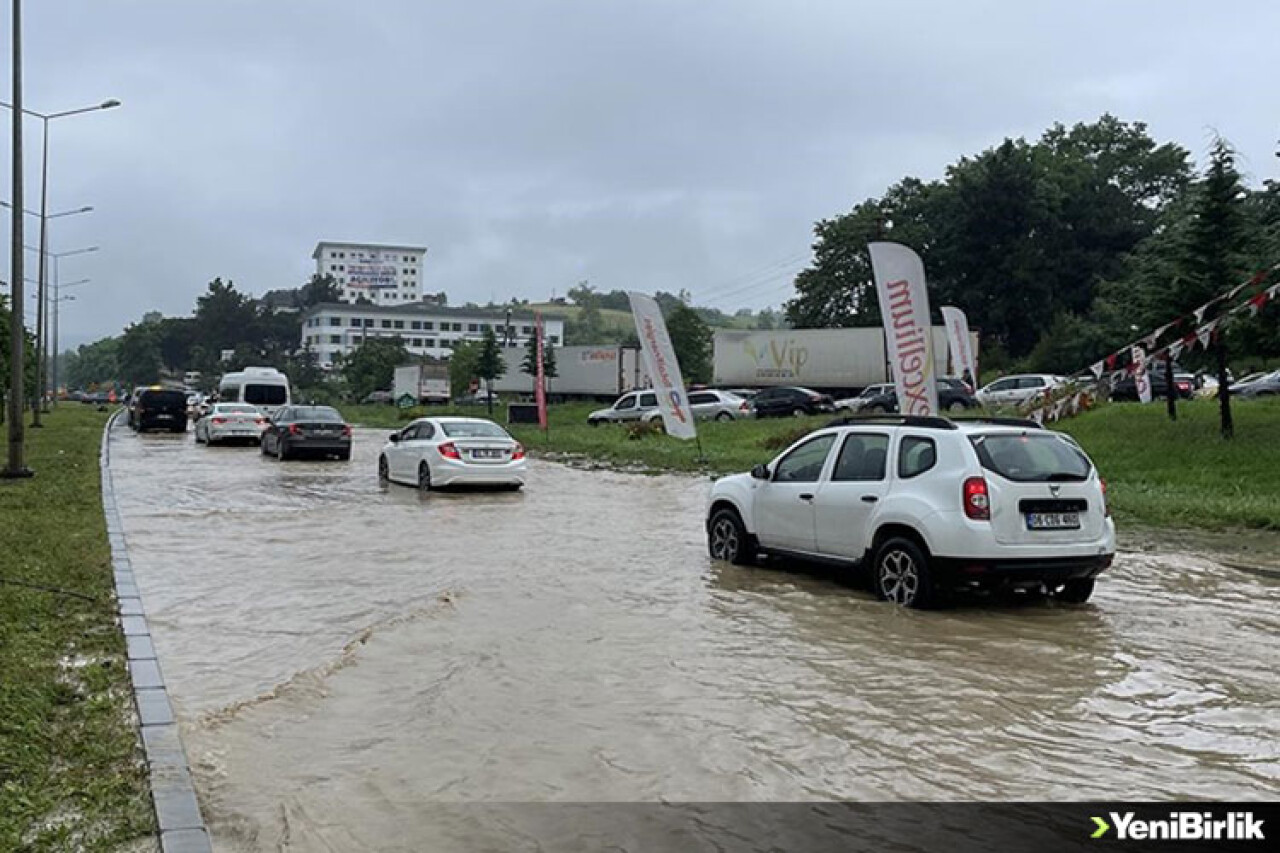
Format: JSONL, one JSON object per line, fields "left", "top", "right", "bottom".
{"left": 1100, "top": 478, "right": 1110, "bottom": 517}
{"left": 963, "top": 477, "right": 990, "bottom": 521}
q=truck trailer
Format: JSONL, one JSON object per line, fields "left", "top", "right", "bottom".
{"left": 711, "top": 327, "right": 976, "bottom": 394}
{"left": 490, "top": 345, "right": 651, "bottom": 401}
{"left": 394, "top": 361, "right": 451, "bottom": 405}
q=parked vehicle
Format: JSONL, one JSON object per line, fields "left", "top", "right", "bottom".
{"left": 1109, "top": 368, "right": 1195, "bottom": 401}
{"left": 858, "top": 378, "right": 979, "bottom": 414}
{"left": 219, "top": 366, "right": 291, "bottom": 419}
{"left": 748, "top": 386, "right": 836, "bottom": 418}
{"left": 642, "top": 389, "right": 753, "bottom": 423}
{"left": 361, "top": 390, "right": 395, "bottom": 405}
{"left": 194, "top": 403, "right": 268, "bottom": 445}
{"left": 393, "top": 362, "right": 451, "bottom": 405}
{"left": 490, "top": 345, "right": 651, "bottom": 400}
{"left": 976, "top": 374, "right": 1067, "bottom": 408}
{"left": 712, "top": 328, "right": 972, "bottom": 392}
{"left": 588, "top": 390, "right": 660, "bottom": 424}
{"left": 378, "top": 417, "right": 526, "bottom": 490}
{"left": 260, "top": 405, "right": 351, "bottom": 460}
{"left": 455, "top": 389, "right": 501, "bottom": 406}
{"left": 834, "top": 384, "right": 894, "bottom": 414}
{"left": 129, "top": 387, "right": 189, "bottom": 433}
{"left": 705, "top": 414, "right": 1116, "bottom": 608}
{"left": 1232, "top": 369, "right": 1280, "bottom": 398}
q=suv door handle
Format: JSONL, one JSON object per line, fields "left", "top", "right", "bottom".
{"left": 799, "top": 493, "right": 814, "bottom": 501}
{"left": 861, "top": 495, "right": 879, "bottom": 503}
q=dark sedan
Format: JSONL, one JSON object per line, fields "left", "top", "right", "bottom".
{"left": 748, "top": 386, "right": 836, "bottom": 418}
{"left": 260, "top": 405, "right": 352, "bottom": 461}
{"left": 858, "top": 377, "right": 979, "bottom": 414}
{"left": 1109, "top": 369, "right": 1195, "bottom": 402}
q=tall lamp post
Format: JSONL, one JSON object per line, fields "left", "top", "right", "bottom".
{"left": 4, "top": 0, "right": 29, "bottom": 477}
{"left": 49, "top": 280, "right": 88, "bottom": 396}
{"left": 0, "top": 97, "right": 119, "bottom": 427}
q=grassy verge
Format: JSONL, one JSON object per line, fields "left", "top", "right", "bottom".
{"left": 346, "top": 397, "right": 1280, "bottom": 531}
{"left": 0, "top": 406, "right": 154, "bottom": 851}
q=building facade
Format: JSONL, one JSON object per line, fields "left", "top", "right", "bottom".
{"left": 300, "top": 302, "right": 566, "bottom": 367}
{"left": 312, "top": 241, "right": 428, "bottom": 306}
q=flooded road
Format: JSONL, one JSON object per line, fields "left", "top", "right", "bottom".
{"left": 107, "top": 419, "right": 1279, "bottom": 851}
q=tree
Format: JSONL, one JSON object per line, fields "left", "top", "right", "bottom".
{"left": 299, "top": 273, "right": 342, "bottom": 308}
{"left": 665, "top": 303, "right": 713, "bottom": 384}
{"left": 0, "top": 294, "right": 38, "bottom": 419}
{"left": 117, "top": 322, "right": 163, "bottom": 387}
{"left": 342, "top": 336, "right": 410, "bottom": 400}
{"left": 520, "top": 329, "right": 559, "bottom": 393}
{"left": 448, "top": 340, "right": 481, "bottom": 398}
{"left": 64, "top": 336, "right": 120, "bottom": 390}
{"left": 476, "top": 328, "right": 507, "bottom": 415}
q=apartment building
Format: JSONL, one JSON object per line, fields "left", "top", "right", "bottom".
{"left": 312, "top": 241, "right": 427, "bottom": 306}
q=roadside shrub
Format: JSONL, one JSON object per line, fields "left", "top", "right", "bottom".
{"left": 761, "top": 425, "right": 814, "bottom": 451}
{"left": 625, "top": 419, "right": 664, "bottom": 440}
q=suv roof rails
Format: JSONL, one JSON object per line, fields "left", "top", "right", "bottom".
{"left": 950, "top": 416, "right": 1044, "bottom": 429}
{"left": 824, "top": 414, "right": 959, "bottom": 430}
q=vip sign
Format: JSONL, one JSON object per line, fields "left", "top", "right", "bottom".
{"left": 743, "top": 338, "right": 810, "bottom": 379}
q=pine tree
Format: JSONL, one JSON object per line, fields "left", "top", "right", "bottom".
{"left": 476, "top": 328, "right": 507, "bottom": 416}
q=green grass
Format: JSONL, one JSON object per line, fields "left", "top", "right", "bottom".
{"left": 1054, "top": 398, "right": 1280, "bottom": 531}
{"left": 348, "top": 397, "right": 1280, "bottom": 531}
{"left": 0, "top": 406, "right": 155, "bottom": 851}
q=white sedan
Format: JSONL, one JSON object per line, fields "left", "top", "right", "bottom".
{"left": 194, "top": 403, "right": 269, "bottom": 445}
{"left": 378, "top": 417, "right": 527, "bottom": 490}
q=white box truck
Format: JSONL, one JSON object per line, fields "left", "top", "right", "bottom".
{"left": 394, "top": 362, "right": 450, "bottom": 405}
{"left": 712, "top": 327, "right": 973, "bottom": 392}
{"left": 491, "top": 345, "right": 651, "bottom": 400}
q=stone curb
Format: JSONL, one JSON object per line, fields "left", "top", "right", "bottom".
{"left": 101, "top": 411, "right": 213, "bottom": 853}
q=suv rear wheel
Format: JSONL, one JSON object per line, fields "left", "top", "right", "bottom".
{"left": 708, "top": 508, "right": 754, "bottom": 565}
{"left": 874, "top": 537, "right": 935, "bottom": 609}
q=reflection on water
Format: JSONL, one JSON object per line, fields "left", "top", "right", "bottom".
{"left": 108, "top": 421, "right": 1280, "bottom": 852}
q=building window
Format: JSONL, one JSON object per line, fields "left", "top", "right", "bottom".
{"left": 411, "top": 338, "right": 423, "bottom": 347}
{"left": 329, "top": 335, "right": 341, "bottom": 344}
{"left": 329, "top": 317, "right": 340, "bottom": 327}
{"left": 349, "top": 319, "right": 361, "bottom": 328}
{"left": 421, "top": 321, "right": 433, "bottom": 330}
{"left": 409, "top": 321, "right": 421, "bottom": 330}
{"left": 339, "top": 252, "right": 345, "bottom": 258}
{"left": 550, "top": 335, "right": 560, "bottom": 344}
{"left": 521, "top": 325, "right": 533, "bottom": 334}
{"left": 423, "top": 338, "right": 435, "bottom": 348}
{"left": 329, "top": 251, "right": 338, "bottom": 259}
{"left": 364, "top": 319, "right": 375, "bottom": 327}
{"left": 393, "top": 320, "right": 405, "bottom": 329}
{"left": 380, "top": 320, "right": 391, "bottom": 329}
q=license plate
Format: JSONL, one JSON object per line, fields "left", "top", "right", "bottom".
{"left": 1026, "top": 512, "right": 1080, "bottom": 530}
{"left": 472, "top": 449, "right": 503, "bottom": 459}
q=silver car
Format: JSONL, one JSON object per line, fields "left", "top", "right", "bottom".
{"left": 976, "top": 374, "right": 1067, "bottom": 408}
{"left": 588, "top": 390, "right": 660, "bottom": 425}
{"left": 834, "top": 383, "right": 894, "bottom": 414}
{"left": 643, "top": 389, "right": 753, "bottom": 422}
{"left": 194, "top": 403, "right": 268, "bottom": 445}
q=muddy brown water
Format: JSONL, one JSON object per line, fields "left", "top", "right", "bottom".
{"left": 107, "top": 421, "right": 1279, "bottom": 851}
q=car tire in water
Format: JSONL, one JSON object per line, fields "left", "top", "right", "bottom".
{"left": 1053, "top": 578, "right": 1095, "bottom": 603}
{"left": 418, "top": 461, "right": 432, "bottom": 491}
{"left": 277, "top": 440, "right": 289, "bottom": 461}
{"left": 378, "top": 456, "right": 389, "bottom": 482}
{"left": 874, "top": 536, "right": 935, "bottom": 609}
{"left": 708, "top": 507, "right": 754, "bottom": 565}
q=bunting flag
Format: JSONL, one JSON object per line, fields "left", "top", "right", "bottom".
{"left": 1196, "top": 319, "right": 1219, "bottom": 349}
{"left": 1247, "top": 291, "right": 1271, "bottom": 316}
{"left": 1090, "top": 360, "right": 1105, "bottom": 378}
{"left": 1105, "top": 353, "right": 1118, "bottom": 371}
{"left": 1168, "top": 341, "right": 1184, "bottom": 361}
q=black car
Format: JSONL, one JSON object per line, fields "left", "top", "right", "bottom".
{"left": 749, "top": 386, "right": 836, "bottom": 418}
{"left": 858, "top": 378, "right": 979, "bottom": 414}
{"left": 1109, "top": 369, "right": 1194, "bottom": 401}
{"left": 260, "top": 405, "right": 352, "bottom": 460}
{"left": 130, "top": 388, "right": 189, "bottom": 433}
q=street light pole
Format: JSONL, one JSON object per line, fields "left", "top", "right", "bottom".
{"left": 50, "top": 272, "right": 91, "bottom": 401}
{"left": 4, "top": 0, "right": 30, "bottom": 477}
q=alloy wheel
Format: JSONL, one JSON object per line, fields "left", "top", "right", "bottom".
{"left": 879, "top": 549, "right": 920, "bottom": 606}
{"left": 709, "top": 517, "right": 740, "bottom": 562}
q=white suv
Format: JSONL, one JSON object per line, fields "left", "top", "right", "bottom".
{"left": 705, "top": 415, "right": 1115, "bottom": 608}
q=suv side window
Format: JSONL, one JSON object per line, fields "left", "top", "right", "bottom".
{"left": 898, "top": 436, "right": 937, "bottom": 479}
{"left": 832, "top": 433, "right": 890, "bottom": 481}
{"left": 773, "top": 434, "right": 837, "bottom": 483}
{"left": 639, "top": 393, "right": 658, "bottom": 407}
{"left": 615, "top": 394, "right": 636, "bottom": 411}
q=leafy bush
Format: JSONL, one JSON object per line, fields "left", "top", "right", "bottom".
{"left": 761, "top": 425, "right": 814, "bottom": 451}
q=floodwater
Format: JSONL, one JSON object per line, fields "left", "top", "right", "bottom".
{"left": 107, "top": 420, "right": 1279, "bottom": 851}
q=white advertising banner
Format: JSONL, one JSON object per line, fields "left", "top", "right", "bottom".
{"left": 940, "top": 306, "right": 978, "bottom": 388}
{"left": 628, "top": 292, "right": 697, "bottom": 440}
{"left": 347, "top": 249, "right": 399, "bottom": 291}
{"left": 869, "top": 242, "right": 939, "bottom": 416}
{"left": 1132, "top": 346, "right": 1153, "bottom": 404}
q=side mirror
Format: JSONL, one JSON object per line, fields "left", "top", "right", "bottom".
{"left": 389, "top": 433, "right": 401, "bottom": 443}
{"left": 750, "top": 463, "right": 770, "bottom": 480}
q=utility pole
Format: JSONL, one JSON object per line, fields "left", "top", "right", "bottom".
{"left": 4, "top": 0, "right": 31, "bottom": 478}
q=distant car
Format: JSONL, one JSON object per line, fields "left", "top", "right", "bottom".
{"left": 642, "top": 389, "right": 754, "bottom": 423}
{"left": 748, "top": 386, "right": 836, "bottom": 418}
{"left": 361, "top": 390, "right": 395, "bottom": 405}
{"left": 455, "top": 389, "right": 500, "bottom": 406}
{"left": 858, "top": 378, "right": 979, "bottom": 414}
{"left": 976, "top": 374, "right": 1067, "bottom": 408}
{"left": 726, "top": 388, "right": 759, "bottom": 402}
{"left": 194, "top": 403, "right": 268, "bottom": 446}
{"left": 1232, "top": 369, "right": 1280, "bottom": 398}
{"left": 1109, "top": 368, "right": 1195, "bottom": 401}
{"left": 834, "top": 384, "right": 894, "bottom": 414}
{"left": 129, "top": 387, "right": 189, "bottom": 433}
{"left": 260, "top": 405, "right": 352, "bottom": 460}
{"left": 378, "top": 416, "right": 527, "bottom": 490}
{"left": 588, "top": 390, "right": 660, "bottom": 425}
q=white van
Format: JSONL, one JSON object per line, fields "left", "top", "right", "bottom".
{"left": 218, "top": 367, "right": 291, "bottom": 419}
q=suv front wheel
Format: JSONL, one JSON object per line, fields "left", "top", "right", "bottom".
{"left": 874, "top": 537, "right": 935, "bottom": 609}
{"left": 708, "top": 508, "right": 754, "bottom": 565}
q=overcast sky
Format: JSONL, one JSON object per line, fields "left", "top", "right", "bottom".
{"left": 2, "top": 0, "right": 1277, "bottom": 350}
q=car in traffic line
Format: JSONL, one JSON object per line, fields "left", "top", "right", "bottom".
{"left": 194, "top": 403, "right": 268, "bottom": 445}
{"left": 260, "top": 405, "right": 352, "bottom": 460}
{"left": 704, "top": 414, "right": 1115, "bottom": 608}
{"left": 378, "top": 417, "right": 526, "bottom": 490}
{"left": 748, "top": 386, "right": 836, "bottom": 418}
{"left": 129, "top": 387, "right": 189, "bottom": 433}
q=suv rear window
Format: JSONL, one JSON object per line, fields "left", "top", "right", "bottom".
{"left": 969, "top": 433, "right": 1091, "bottom": 482}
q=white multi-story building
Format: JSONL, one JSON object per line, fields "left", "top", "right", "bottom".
{"left": 312, "top": 241, "right": 427, "bottom": 306}
{"left": 300, "top": 302, "right": 566, "bottom": 368}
